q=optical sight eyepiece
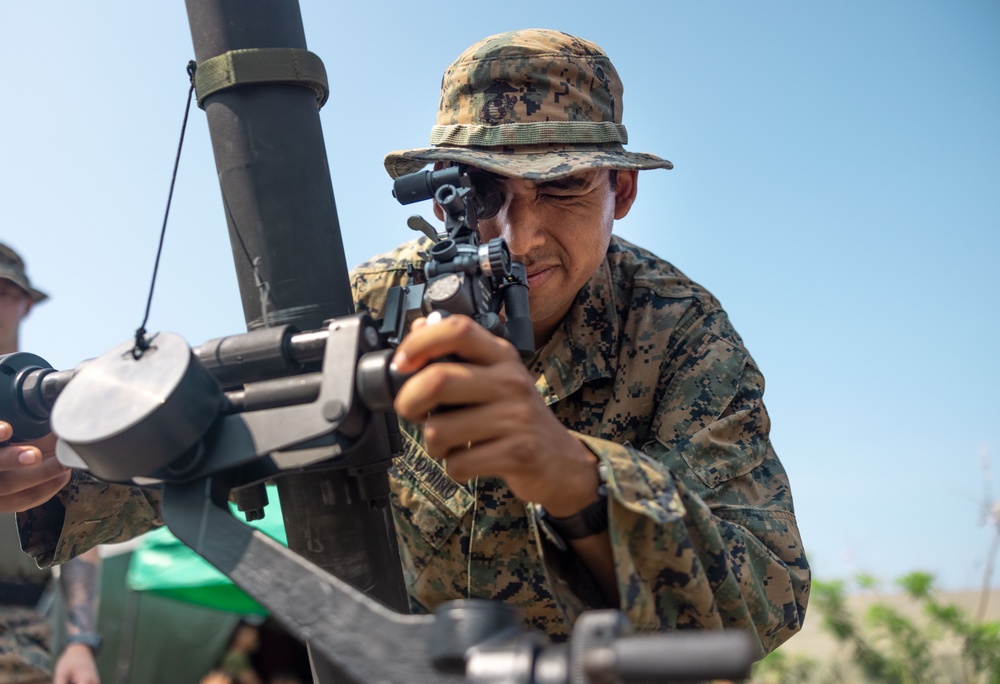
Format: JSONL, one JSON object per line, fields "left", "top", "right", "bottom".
{"left": 392, "top": 167, "right": 464, "bottom": 205}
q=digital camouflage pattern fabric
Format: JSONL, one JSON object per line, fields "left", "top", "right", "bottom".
{"left": 16, "top": 235, "right": 809, "bottom": 654}
{"left": 1, "top": 512, "right": 52, "bottom": 684}
{"left": 0, "top": 607, "right": 50, "bottom": 684}
{"left": 16, "top": 475, "right": 161, "bottom": 570}
{"left": 352, "top": 234, "right": 809, "bottom": 652}
{"left": 383, "top": 29, "right": 674, "bottom": 181}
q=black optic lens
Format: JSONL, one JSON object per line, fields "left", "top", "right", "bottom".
{"left": 468, "top": 173, "right": 502, "bottom": 219}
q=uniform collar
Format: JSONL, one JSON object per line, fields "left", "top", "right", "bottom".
{"left": 529, "top": 248, "right": 619, "bottom": 405}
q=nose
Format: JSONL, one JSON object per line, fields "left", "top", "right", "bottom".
{"left": 487, "top": 195, "right": 546, "bottom": 258}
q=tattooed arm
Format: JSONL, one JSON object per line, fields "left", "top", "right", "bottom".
{"left": 54, "top": 547, "right": 102, "bottom": 684}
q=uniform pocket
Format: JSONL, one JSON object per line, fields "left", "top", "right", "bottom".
{"left": 390, "top": 428, "right": 474, "bottom": 559}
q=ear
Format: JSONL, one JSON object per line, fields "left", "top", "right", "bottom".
{"left": 20, "top": 298, "right": 33, "bottom": 319}
{"left": 613, "top": 169, "right": 638, "bottom": 220}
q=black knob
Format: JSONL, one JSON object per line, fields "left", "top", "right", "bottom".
{"left": 481, "top": 239, "right": 511, "bottom": 278}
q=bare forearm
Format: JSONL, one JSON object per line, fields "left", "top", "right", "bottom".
{"left": 59, "top": 547, "right": 101, "bottom": 638}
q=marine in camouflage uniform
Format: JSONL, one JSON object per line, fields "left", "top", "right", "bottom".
{"left": 355, "top": 233, "right": 807, "bottom": 651}
{"left": 0, "top": 245, "right": 49, "bottom": 683}
{"left": 1, "top": 244, "right": 102, "bottom": 684}
{"left": 0, "top": 244, "right": 52, "bottom": 684}
{"left": 1, "top": 514, "right": 52, "bottom": 684}
{"left": 15, "top": 29, "right": 809, "bottom": 657}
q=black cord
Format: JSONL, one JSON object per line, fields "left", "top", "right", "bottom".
{"left": 133, "top": 60, "right": 198, "bottom": 359}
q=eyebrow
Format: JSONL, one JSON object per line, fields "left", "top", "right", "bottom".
{"left": 471, "top": 169, "right": 594, "bottom": 192}
{"left": 536, "top": 175, "right": 593, "bottom": 191}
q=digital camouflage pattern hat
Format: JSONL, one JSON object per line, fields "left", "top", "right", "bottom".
{"left": 383, "top": 29, "right": 673, "bottom": 180}
{"left": 0, "top": 242, "right": 48, "bottom": 303}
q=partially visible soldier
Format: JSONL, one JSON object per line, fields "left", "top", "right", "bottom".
{"left": 0, "top": 243, "right": 101, "bottom": 684}
{"left": 0, "top": 29, "right": 810, "bottom": 662}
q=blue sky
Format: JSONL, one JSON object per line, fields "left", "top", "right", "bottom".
{"left": 2, "top": 1, "right": 998, "bottom": 593}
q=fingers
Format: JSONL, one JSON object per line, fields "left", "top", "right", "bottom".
{"left": 432, "top": 415, "right": 597, "bottom": 511}
{"left": 421, "top": 394, "right": 541, "bottom": 458}
{"left": 0, "top": 421, "right": 57, "bottom": 456}
{"left": 394, "top": 356, "right": 535, "bottom": 420}
{"left": 388, "top": 313, "right": 597, "bottom": 508}
{"left": 1, "top": 444, "right": 36, "bottom": 469}
{"left": 0, "top": 445, "right": 38, "bottom": 468}
{"left": 0, "top": 467, "right": 71, "bottom": 512}
{"left": 392, "top": 314, "right": 530, "bottom": 419}
{"left": 54, "top": 648, "right": 101, "bottom": 684}
{"left": 438, "top": 430, "right": 557, "bottom": 483}
{"left": 392, "top": 314, "right": 519, "bottom": 374}
{"left": 0, "top": 439, "right": 71, "bottom": 512}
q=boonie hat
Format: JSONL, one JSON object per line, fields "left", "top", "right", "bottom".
{"left": 383, "top": 29, "right": 673, "bottom": 181}
{"left": 0, "top": 242, "right": 48, "bottom": 303}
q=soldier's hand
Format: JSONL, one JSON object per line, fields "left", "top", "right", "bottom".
{"left": 0, "top": 420, "right": 70, "bottom": 512}
{"left": 392, "top": 313, "right": 601, "bottom": 516}
{"left": 54, "top": 643, "right": 101, "bottom": 684}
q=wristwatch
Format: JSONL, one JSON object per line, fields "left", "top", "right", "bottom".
{"left": 65, "top": 632, "right": 103, "bottom": 655}
{"left": 534, "top": 462, "right": 610, "bottom": 551}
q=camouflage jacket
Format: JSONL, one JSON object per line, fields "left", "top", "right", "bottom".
{"left": 0, "top": 606, "right": 51, "bottom": 683}
{"left": 18, "top": 235, "right": 808, "bottom": 653}
{"left": 2, "top": 514, "right": 53, "bottom": 683}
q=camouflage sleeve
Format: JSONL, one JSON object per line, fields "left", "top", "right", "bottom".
{"left": 587, "top": 437, "right": 806, "bottom": 654}
{"left": 542, "top": 335, "right": 809, "bottom": 654}
{"left": 17, "top": 470, "right": 161, "bottom": 568}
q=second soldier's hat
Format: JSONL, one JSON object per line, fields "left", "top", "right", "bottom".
{"left": 0, "top": 243, "right": 48, "bottom": 303}
{"left": 383, "top": 29, "right": 673, "bottom": 181}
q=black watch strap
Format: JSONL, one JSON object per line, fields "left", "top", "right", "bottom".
{"left": 545, "top": 493, "right": 609, "bottom": 539}
{"left": 534, "top": 462, "right": 610, "bottom": 550}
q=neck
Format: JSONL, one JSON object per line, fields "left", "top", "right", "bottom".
{"left": 532, "top": 325, "right": 555, "bottom": 350}
{"left": 0, "top": 332, "right": 18, "bottom": 355}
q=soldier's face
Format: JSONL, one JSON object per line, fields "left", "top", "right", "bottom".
{"left": 472, "top": 168, "right": 637, "bottom": 344}
{"left": 0, "top": 280, "right": 32, "bottom": 349}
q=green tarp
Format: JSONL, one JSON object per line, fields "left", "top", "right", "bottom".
{"left": 83, "top": 486, "right": 303, "bottom": 682}
{"left": 125, "top": 486, "right": 287, "bottom": 616}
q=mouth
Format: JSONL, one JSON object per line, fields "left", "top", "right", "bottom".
{"left": 526, "top": 266, "right": 555, "bottom": 289}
